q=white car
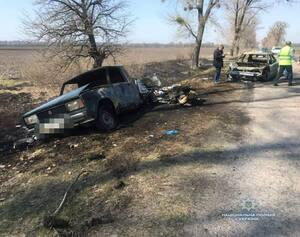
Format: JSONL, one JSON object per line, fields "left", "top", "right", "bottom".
{"left": 271, "top": 46, "right": 281, "bottom": 56}
{"left": 228, "top": 52, "right": 279, "bottom": 82}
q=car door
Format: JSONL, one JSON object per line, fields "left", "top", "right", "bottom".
{"left": 268, "top": 54, "right": 279, "bottom": 78}
{"left": 108, "top": 67, "right": 141, "bottom": 112}
{"left": 80, "top": 68, "right": 113, "bottom": 118}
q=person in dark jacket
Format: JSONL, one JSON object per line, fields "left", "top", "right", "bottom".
{"left": 213, "top": 45, "right": 225, "bottom": 83}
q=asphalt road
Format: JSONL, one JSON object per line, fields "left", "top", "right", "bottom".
{"left": 184, "top": 64, "right": 300, "bottom": 237}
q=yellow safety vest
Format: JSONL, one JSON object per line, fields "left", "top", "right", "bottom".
{"left": 279, "top": 46, "right": 293, "bottom": 66}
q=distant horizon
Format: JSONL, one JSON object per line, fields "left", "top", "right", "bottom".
{"left": 0, "top": 40, "right": 299, "bottom": 47}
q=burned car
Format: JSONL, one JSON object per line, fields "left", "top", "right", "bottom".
{"left": 23, "top": 66, "right": 143, "bottom": 135}
{"left": 228, "top": 52, "right": 278, "bottom": 81}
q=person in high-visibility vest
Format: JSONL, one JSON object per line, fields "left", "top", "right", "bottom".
{"left": 273, "top": 41, "right": 295, "bottom": 86}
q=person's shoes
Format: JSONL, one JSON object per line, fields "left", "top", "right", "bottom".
{"left": 288, "top": 83, "right": 293, "bottom": 86}
{"left": 273, "top": 84, "right": 279, "bottom": 86}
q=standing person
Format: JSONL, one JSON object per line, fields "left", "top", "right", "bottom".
{"left": 273, "top": 41, "right": 294, "bottom": 86}
{"left": 213, "top": 44, "right": 225, "bottom": 83}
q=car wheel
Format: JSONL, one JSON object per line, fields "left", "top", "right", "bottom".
{"left": 96, "top": 103, "right": 117, "bottom": 131}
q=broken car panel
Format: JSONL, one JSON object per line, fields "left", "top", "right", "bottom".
{"left": 228, "top": 52, "right": 279, "bottom": 81}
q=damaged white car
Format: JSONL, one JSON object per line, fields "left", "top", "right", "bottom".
{"left": 228, "top": 52, "right": 279, "bottom": 82}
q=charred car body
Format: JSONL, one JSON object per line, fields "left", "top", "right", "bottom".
{"left": 23, "top": 66, "right": 144, "bottom": 135}
{"left": 228, "top": 52, "right": 278, "bottom": 81}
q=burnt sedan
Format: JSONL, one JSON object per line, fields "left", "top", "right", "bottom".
{"left": 23, "top": 66, "right": 143, "bottom": 135}
{"left": 228, "top": 52, "right": 278, "bottom": 81}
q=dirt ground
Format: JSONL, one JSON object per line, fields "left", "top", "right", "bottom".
{"left": 0, "top": 58, "right": 300, "bottom": 236}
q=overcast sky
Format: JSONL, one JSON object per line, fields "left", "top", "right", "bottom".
{"left": 0, "top": 0, "right": 299, "bottom": 44}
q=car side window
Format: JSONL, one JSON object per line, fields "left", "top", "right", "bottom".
{"left": 108, "top": 68, "right": 126, "bottom": 84}
{"left": 89, "top": 69, "right": 108, "bottom": 88}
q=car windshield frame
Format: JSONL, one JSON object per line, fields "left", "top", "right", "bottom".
{"left": 238, "top": 53, "right": 270, "bottom": 64}
{"left": 60, "top": 82, "right": 80, "bottom": 96}
{"left": 59, "top": 67, "right": 111, "bottom": 95}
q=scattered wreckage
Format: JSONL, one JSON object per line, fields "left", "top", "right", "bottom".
{"left": 138, "top": 81, "right": 205, "bottom": 106}
{"left": 228, "top": 51, "right": 278, "bottom": 81}
{"left": 22, "top": 66, "right": 205, "bottom": 138}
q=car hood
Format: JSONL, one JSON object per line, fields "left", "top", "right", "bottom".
{"left": 23, "top": 84, "right": 89, "bottom": 117}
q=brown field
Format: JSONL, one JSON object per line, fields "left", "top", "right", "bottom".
{"left": 0, "top": 46, "right": 214, "bottom": 69}
{"left": 105, "top": 47, "right": 215, "bottom": 65}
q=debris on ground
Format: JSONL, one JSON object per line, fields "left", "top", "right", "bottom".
{"left": 88, "top": 152, "right": 106, "bottom": 161}
{"left": 164, "top": 130, "right": 179, "bottom": 136}
{"left": 142, "top": 73, "right": 162, "bottom": 88}
{"left": 113, "top": 180, "right": 126, "bottom": 190}
{"left": 156, "top": 85, "right": 206, "bottom": 106}
{"left": 13, "top": 137, "right": 36, "bottom": 150}
{"left": 136, "top": 72, "right": 207, "bottom": 107}
{"left": 69, "top": 143, "right": 79, "bottom": 149}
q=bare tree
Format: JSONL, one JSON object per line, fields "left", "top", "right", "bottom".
{"left": 163, "top": 0, "right": 221, "bottom": 68}
{"left": 224, "top": 13, "right": 259, "bottom": 52}
{"left": 24, "top": 0, "right": 131, "bottom": 68}
{"left": 224, "top": 0, "right": 267, "bottom": 56}
{"left": 239, "top": 16, "right": 259, "bottom": 50}
{"left": 262, "top": 21, "right": 288, "bottom": 48}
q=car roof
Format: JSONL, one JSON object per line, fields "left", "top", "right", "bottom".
{"left": 64, "top": 65, "right": 124, "bottom": 85}
{"left": 242, "top": 51, "right": 272, "bottom": 55}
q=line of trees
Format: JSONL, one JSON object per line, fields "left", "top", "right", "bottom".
{"left": 24, "top": 0, "right": 297, "bottom": 69}
{"left": 163, "top": 0, "right": 296, "bottom": 67}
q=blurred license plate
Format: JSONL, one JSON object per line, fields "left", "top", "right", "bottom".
{"left": 43, "top": 123, "right": 62, "bottom": 129}
{"left": 37, "top": 117, "right": 73, "bottom": 134}
{"left": 241, "top": 72, "right": 254, "bottom": 76}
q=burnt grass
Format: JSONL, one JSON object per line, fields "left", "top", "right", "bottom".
{"left": 0, "top": 63, "right": 253, "bottom": 236}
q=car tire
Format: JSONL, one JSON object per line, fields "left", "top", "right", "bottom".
{"left": 96, "top": 103, "right": 117, "bottom": 132}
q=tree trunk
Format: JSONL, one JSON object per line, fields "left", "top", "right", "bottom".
{"left": 231, "top": 33, "right": 238, "bottom": 56}
{"left": 87, "top": 34, "right": 103, "bottom": 68}
{"left": 193, "top": 43, "right": 201, "bottom": 68}
{"left": 231, "top": 30, "right": 241, "bottom": 56}
{"left": 192, "top": 19, "right": 205, "bottom": 68}
{"left": 235, "top": 43, "right": 240, "bottom": 56}
{"left": 82, "top": 4, "right": 103, "bottom": 68}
